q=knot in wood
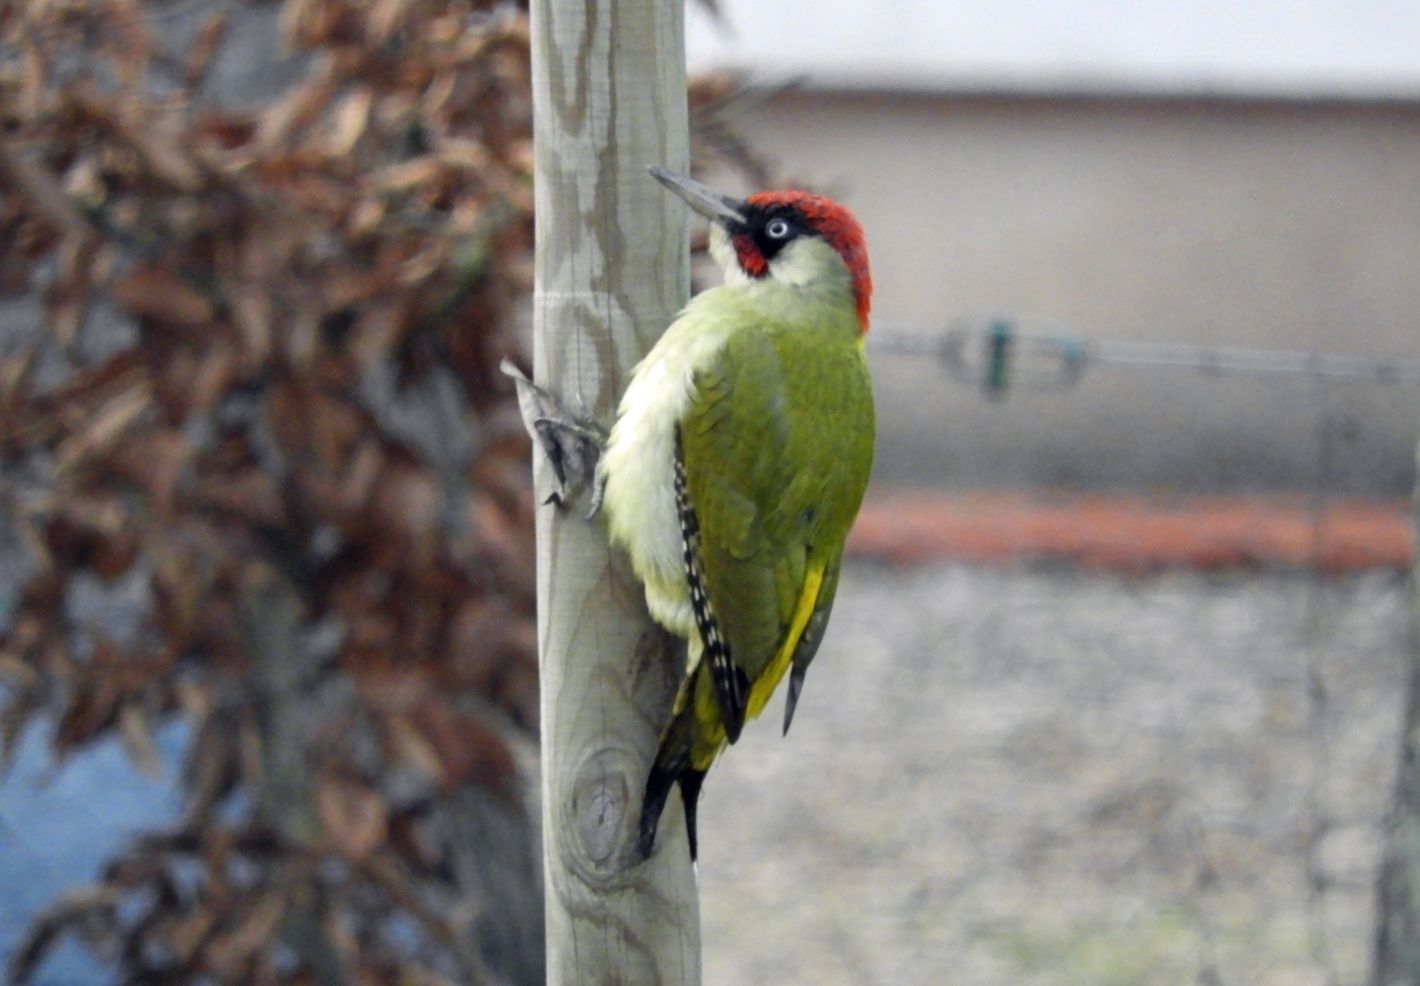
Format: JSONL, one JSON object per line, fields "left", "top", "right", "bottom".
{"left": 571, "top": 747, "right": 633, "bottom": 871}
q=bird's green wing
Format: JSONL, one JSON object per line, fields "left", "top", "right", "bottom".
{"left": 678, "top": 323, "right": 873, "bottom": 745}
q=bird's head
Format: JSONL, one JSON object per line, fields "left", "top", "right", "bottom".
{"left": 650, "top": 166, "right": 872, "bottom": 334}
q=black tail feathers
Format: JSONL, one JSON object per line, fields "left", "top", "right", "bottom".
{"left": 678, "top": 768, "right": 706, "bottom": 861}
{"left": 638, "top": 760, "right": 677, "bottom": 859}
{"left": 638, "top": 760, "right": 706, "bottom": 861}
{"left": 636, "top": 707, "right": 707, "bottom": 863}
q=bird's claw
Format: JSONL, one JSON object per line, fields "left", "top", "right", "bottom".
{"left": 502, "top": 359, "right": 608, "bottom": 516}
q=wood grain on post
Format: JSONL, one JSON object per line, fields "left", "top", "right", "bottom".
{"left": 529, "top": 0, "right": 700, "bottom": 982}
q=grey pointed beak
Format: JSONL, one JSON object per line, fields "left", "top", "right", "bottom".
{"left": 649, "top": 166, "right": 747, "bottom": 227}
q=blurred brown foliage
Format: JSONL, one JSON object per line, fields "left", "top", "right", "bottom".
{"left": 0, "top": 0, "right": 543, "bottom": 981}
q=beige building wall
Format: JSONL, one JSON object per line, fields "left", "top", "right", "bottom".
{"left": 716, "top": 91, "right": 1420, "bottom": 494}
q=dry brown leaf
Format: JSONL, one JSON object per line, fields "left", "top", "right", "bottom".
{"left": 193, "top": 110, "right": 258, "bottom": 154}
{"left": 55, "top": 680, "right": 123, "bottom": 753}
{"left": 183, "top": 10, "right": 229, "bottom": 93}
{"left": 339, "top": 440, "right": 383, "bottom": 514}
{"left": 366, "top": 0, "right": 413, "bottom": 44}
{"left": 174, "top": 678, "right": 213, "bottom": 722}
{"left": 466, "top": 490, "right": 523, "bottom": 562}
{"left": 226, "top": 281, "right": 273, "bottom": 364}
{"left": 194, "top": 468, "right": 284, "bottom": 526}
{"left": 374, "top": 157, "right": 444, "bottom": 195}
{"left": 0, "top": 651, "right": 41, "bottom": 688}
{"left": 43, "top": 234, "right": 99, "bottom": 347}
{"left": 394, "top": 239, "right": 449, "bottom": 286}
{"left": 322, "top": 264, "right": 384, "bottom": 312}
{"left": 118, "top": 701, "right": 163, "bottom": 777}
{"left": 18, "top": 44, "right": 45, "bottom": 121}
{"left": 326, "top": 86, "right": 373, "bottom": 158}
{"left": 342, "top": 607, "right": 399, "bottom": 659}
{"left": 222, "top": 238, "right": 275, "bottom": 363}
{"left": 7, "top": 885, "right": 120, "bottom": 986}
{"left": 404, "top": 697, "right": 516, "bottom": 800}
{"left": 280, "top": 0, "right": 351, "bottom": 48}
{"left": 267, "top": 381, "right": 363, "bottom": 470}
{"left": 114, "top": 109, "right": 206, "bottom": 193}
{"left": 181, "top": 712, "right": 239, "bottom": 828}
{"left": 151, "top": 539, "right": 204, "bottom": 642}
{"left": 49, "top": 350, "right": 143, "bottom": 406}
{"left": 205, "top": 891, "right": 287, "bottom": 975}
{"left": 383, "top": 714, "right": 446, "bottom": 785}
{"left": 347, "top": 299, "right": 407, "bottom": 369}
{"left": 254, "top": 76, "right": 338, "bottom": 152}
{"left": 278, "top": 0, "right": 321, "bottom": 47}
{"left": 104, "top": 0, "right": 153, "bottom": 96}
{"left": 316, "top": 775, "right": 387, "bottom": 861}
{"left": 53, "top": 381, "right": 152, "bottom": 475}
{"left": 346, "top": 195, "right": 387, "bottom": 238}
{"left": 109, "top": 264, "right": 214, "bottom": 326}
{"left": 165, "top": 904, "right": 219, "bottom": 965}
{"left": 434, "top": 137, "right": 492, "bottom": 174}
{"left": 369, "top": 460, "right": 441, "bottom": 561}
{"left": 420, "top": 68, "right": 457, "bottom": 119}
{"left": 0, "top": 350, "right": 38, "bottom": 437}
{"left": 113, "top": 428, "right": 188, "bottom": 512}
{"left": 186, "top": 345, "right": 237, "bottom": 417}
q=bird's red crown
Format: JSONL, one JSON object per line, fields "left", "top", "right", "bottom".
{"left": 740, "top": 189, "right": 873, "bottom": 334}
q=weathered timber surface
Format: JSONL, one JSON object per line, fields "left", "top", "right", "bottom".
{"left": 529, "top": 0, "right": 700, "bottom": 982}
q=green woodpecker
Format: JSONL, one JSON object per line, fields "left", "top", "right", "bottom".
{"left": 599, "top": 168, "right": 875, "bottom": 860}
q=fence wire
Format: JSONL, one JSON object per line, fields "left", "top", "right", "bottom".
{"left": 870, "top": 316, "right": 1420, "bottom": 396}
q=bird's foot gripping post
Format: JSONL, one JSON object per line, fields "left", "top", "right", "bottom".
{"left": 501, "top": 359, "right": 608, "bottom": 517}
{"left": 506, "top": 354, "right": 696, "bottom": 865}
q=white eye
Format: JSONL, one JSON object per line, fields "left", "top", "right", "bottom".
{"left": 765, "top": 218, "right": 792, "bottom": 239}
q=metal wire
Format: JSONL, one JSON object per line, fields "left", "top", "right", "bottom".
{"left": 869, "top": 317, "right": 1420, "bottom": 396}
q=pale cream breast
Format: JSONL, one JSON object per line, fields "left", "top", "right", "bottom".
{"left": 599, "top": 304, "right": 735, "bottom": 640}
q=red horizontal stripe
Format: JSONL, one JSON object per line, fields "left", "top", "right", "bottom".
{"left": 849, "top": 489, "right": 1413, "bottom": 572}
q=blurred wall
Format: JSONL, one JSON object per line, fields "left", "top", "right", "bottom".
{"left": 717, "top": 91, "right": 1420, "bottom": 494}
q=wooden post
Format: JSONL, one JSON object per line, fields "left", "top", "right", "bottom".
{"left": 1372, "top": 430, "right": 1420, "bottom": 984}
{"left": 528, "top": 0, "right": 700, "bottom": 983}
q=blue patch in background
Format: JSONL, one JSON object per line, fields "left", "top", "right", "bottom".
{"left": 0, "top": 715, "right": 185, "bottom": 985}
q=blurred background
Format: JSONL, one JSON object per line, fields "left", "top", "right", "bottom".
{"left": 685, "top": 3, "right": 1420, "bottom": 985}
{"left": 2, "top": 0, "right": 1419, "bottom": 984}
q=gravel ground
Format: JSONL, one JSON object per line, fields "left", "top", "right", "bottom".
{"left": 696, "top": 560, "right": 1411, "bottom": 986}
{"left": 2, "top": 551, "right": 1411, "bottom": 984}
